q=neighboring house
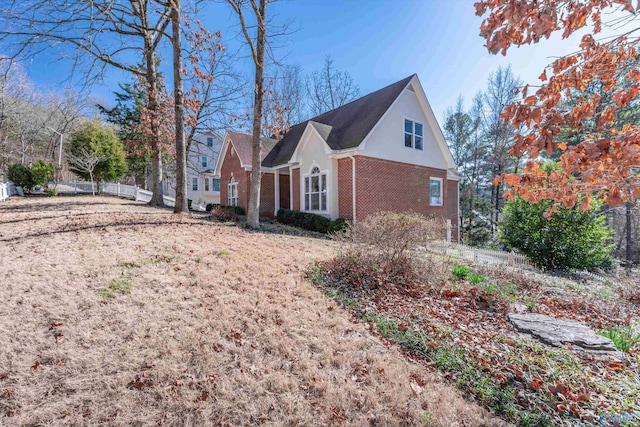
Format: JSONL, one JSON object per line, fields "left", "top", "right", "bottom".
{"left": 214, "top": 74, "right": 461, "bottom": 241}
{"left": 163, "top": 132, "right": 223, "bottom": 206}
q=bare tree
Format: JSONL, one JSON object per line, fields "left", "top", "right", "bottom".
{"left": 0, "top": 0, "right": 171, "bottom": 206}
{"left": 475, "top": 66, "right": 522, "bottom": 230}
{"left": 227, "top": 0, "right": 269, "bottom": 229}
{"left": 306, "top": 56, "right": 360, "bottom": 116}
{"left": 67, "top": 146, "right": 107, "bottom": 196}
{"left": 262, "top": 64, "right": 305, "bottom": 136}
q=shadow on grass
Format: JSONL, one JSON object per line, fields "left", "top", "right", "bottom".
{"left": 0, "top": 218, "right": 197, "bottom": 242}
{"left": 0, "top": 210, "right": 171, "bottom": 226}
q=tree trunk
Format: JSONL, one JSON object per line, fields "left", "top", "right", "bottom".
{"left": 626, "top": 201, "right": 633, "bottom": 267}
{"left": 170, "top": 0, "right": 188, "bottom": 214}
{"left": 144, "top": 41, "right": 164, "bottom": 207}
{"left": 246, "top": 0, "right": 267, "bottom": 229}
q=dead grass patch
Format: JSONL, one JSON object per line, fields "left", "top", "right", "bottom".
{"left": 0, "top": 196, "right": 502, "bottom": 426}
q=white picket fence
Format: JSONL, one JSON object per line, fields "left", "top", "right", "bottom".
{"left": 56, "top": 181, "right": 176, "bottom": 207}
{"left": 0, "top": 181, "right": 16, "bottom": 201}
{"left": 429, "top": 241, "right": 534, "bottom": 269}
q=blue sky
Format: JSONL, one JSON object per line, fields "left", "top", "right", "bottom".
{"left": 21, "top": 0, "right": 609, "bottom": 123}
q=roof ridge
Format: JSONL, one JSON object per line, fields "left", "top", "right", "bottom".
{"left": 303, "top": 74, "right": 415, "bottom": 125}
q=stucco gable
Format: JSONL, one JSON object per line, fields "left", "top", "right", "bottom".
{"left": 358, "top": 75, "right": 457, "bottom": 172}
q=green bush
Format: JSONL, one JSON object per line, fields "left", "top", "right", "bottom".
{"left": 328, "top": 217, "right": 351, "bottom": 234}
{"left": 277, "top": 208, "right": 350, "bottom": 234}
{"left": 452, "top": 264, "right": 472, "bottom": 280}
{"left": 45, "top": 188, "right": 58, "bottom": 197}
{"left": 499, "top": 197, "right": 614, "bottom": 272}
{"left": 7, "top": 164, "right": 33, "bottom": 192}
{"left": 30, "top": 161, "right": 56, "bottom": 188}
{"left": 68, "top": 121, "right": 128, "bottom": 182}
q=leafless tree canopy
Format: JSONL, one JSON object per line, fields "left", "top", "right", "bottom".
{"left": 0, "top": 63, "right": 87, "bottom": 174}
{"left": 306, "top": 55, "right": 360, "bottom": 117}
{"left": 67, "top": 146, "right": 107, "bottom": 195}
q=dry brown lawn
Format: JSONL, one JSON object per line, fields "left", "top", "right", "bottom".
{"left": 0, "top": 196, "right": 505, "bottom": 426}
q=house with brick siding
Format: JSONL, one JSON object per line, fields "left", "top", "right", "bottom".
{"left": 214, "top": 74, "right": 461, "bottom": 241}
{"left": 213, "top": 131, "right": 279, "bottom": 217}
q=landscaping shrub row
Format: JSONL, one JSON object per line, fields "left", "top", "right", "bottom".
{"left": 276, "top": 208, "right": 349, "bottom": 234}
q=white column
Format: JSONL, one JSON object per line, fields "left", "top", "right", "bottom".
{"left": 289, "top": 167, "right": 294, "bottom": 211}
{"left": 274, "top": 169, "right": 280, "bottom": 216}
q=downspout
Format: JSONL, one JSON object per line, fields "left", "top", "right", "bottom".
{"left": 348, "top": 154, "right": 356, "bottom": 222}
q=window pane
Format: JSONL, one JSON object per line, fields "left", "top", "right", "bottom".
{"left": 311, "top": 176, "right": 319, "bottom": 192}
{"left": 404, "top": 119, "right": 413, "bottom": 133}
{"left": 311, "top": 166, "right": 320, "bottom": 174}
{"left": 404, "top": 133, "right": 413, "bottom": 148}
{"left": 212, "top": 179, "right": 220, "bottom": 192}
{"left": 311, "top": 193, "right": 320, "bottom": 210}
{"left": 415, "top": 136, "right": 423, "bottom": 150}
{"left": 205, "top": 178, "right": 210, "bottom": 191}
{"left": 415, "top": 123, "right": 423, "bottom": 136}
{"left": 207, "top": 137, "right": 213, "bottom": 147}
{"left": 305, "top": 194, "right": 309, "bottom": 211}
{"left": 321, "top": 192, "right": 326, "bottom": 211}
{"left": 430, "top": 179, "right": 442, "bottom": 205}
{"left": 305, "top": 177, "right": 309, "bottom": 193}
{"left": 321, "top": 174, "right": 326, "bottom": 191}
{"left": 192, "top": 178, "right": 198, "bottom": 191}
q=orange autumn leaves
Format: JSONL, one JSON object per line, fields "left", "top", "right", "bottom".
{"left": 476, "top": 0, "right": 640, "bottom": 209}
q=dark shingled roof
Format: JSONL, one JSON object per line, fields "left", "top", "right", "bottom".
{"left": 227, "top": 131, "right": 278, "bottom": 166}
{"left": 262, "top": 74, "right": 415, "bottom": 168}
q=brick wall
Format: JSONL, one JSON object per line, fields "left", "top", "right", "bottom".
{"left": 258, "top": 172, "right": 275, "bottom": 218}
{"left": 337, "top": 157, "right": 353, "bottom": 220}
{"left": 355, "top": 156, "right": 458, "bottom": 241}
{"left": 279, "top": 174, "right": 291, "bottom": 210}
{"left": 292, "top": 168, "right": 300, "bottom": 211}
{"left": 220, "top": 143, "right": 249, "bottom": 209}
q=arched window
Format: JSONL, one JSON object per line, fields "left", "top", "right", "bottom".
{"left": 304, "top": 165, "right": 327, "bottom": 212}
{"left": 228, "top": 178, "right": 238, "bottom": 206}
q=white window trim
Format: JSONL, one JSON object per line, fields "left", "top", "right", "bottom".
{"left": 302, "top": 164, "right": 329, "bottom": 214}
{"left": 228, "top": 179, "right": 238, "bottom": 206}
{"left": 430, "top": 177, "right": 443, "bottom": 207}
{"left": 403, "top": 117, "right": 424, "bottom": 151}
{"left": 211, "top": 178, "right": 220, "bottom": 193}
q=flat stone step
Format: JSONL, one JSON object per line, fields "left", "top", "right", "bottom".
{"left": 508, "top": 313, "right": 620, "bottom": 355}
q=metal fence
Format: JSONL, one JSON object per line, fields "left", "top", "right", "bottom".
{"left": 0, "top": 181, "right": 16, "bottom": 201}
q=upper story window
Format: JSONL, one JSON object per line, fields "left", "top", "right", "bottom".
{"left": 201, "top": 156, "right": 208, "bottom": 168}
{"left": 212, "top": 178, "right": 220, "bottom": 192}
{"left": 207, "top": 137, "right": 213, "bottom": 147}
{"left": 430, "top": 177, "right": 443, "bottom": 206}
{"left": 304, "top": 166, "right": 327, "bottom": 212}
{"left": 404, "top": 119, "right": 423, "bottom": 150}
{"left": 192, "top": 177, "right": 199, "bottom": 191}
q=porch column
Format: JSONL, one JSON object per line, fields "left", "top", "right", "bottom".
{"left": 289, "top": 166, "right": 294, "bottom": 211}
{"left": 274, "top": 169, "right": 280, "bottom": 216}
